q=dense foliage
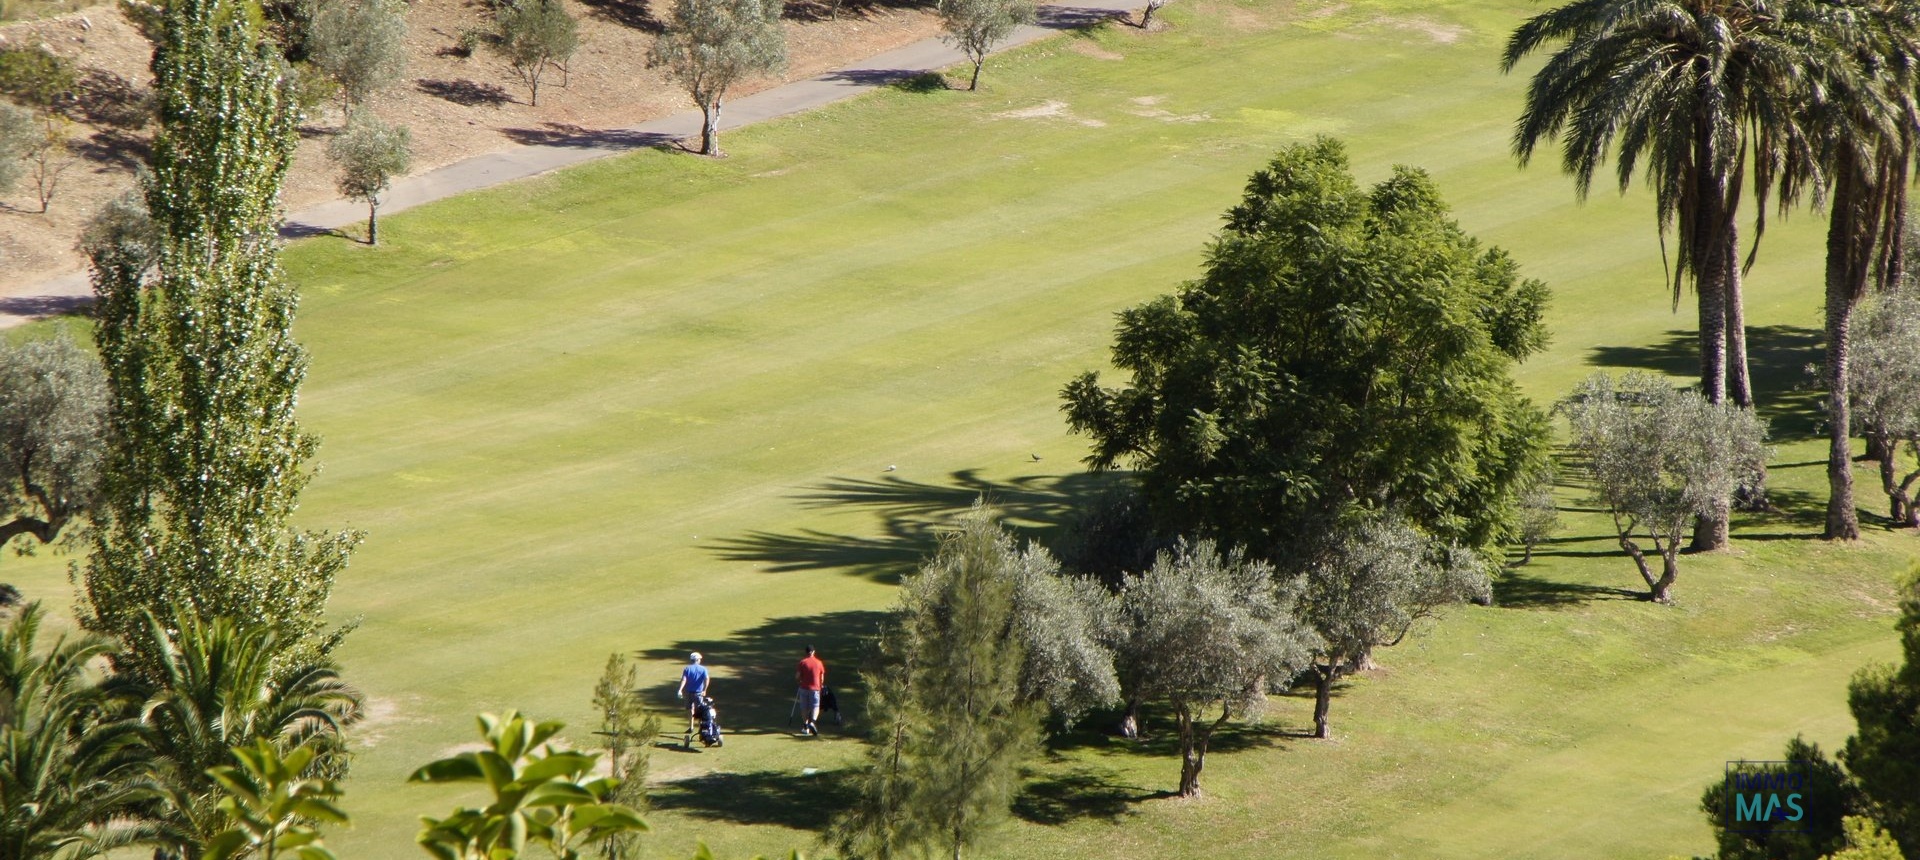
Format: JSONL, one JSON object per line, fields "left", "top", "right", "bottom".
{"left": 1063, "top": 137, "right": 1550, "bottom": 562}
{"left": 84, "top": 0, "right": 360, "bottom": 683}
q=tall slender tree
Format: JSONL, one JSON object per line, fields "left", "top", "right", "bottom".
{"left": 1788, "top": 2, "right": 1920, "bottom": 541}
{"left": 833, "top": 507, "right": 1039, "bottom": 860}
{"left": 82, "top": 0, "right": 360, "bottom": 683}
{"left": 1502, "top": 0, "right": 1828, "bottom": 547}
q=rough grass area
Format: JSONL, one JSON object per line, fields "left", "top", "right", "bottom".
{"left": 4, "top": 0, "right": 1912, "bottom": 857}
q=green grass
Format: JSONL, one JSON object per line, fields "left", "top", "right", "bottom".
{"left": 5, "top": 0, "right": 1915, "bottom": 856}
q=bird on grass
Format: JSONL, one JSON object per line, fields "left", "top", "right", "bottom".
{"left": 1031, "top": 453, "right": 1043, "bottom": 461}
{"left": 885, "top": 465, "right": 897, "bottom": 472}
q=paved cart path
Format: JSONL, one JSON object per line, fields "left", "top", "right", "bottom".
{"left": 0, "top": 3, "right": 1140, "bottom": 329}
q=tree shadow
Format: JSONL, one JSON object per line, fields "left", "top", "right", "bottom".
{"left": 1013, "top": 766, "right": 1153, "bottom": 825}
{"left": 497, "top": 123, "right": 678, "bottom": 150}
{"left": 576, "top": 0, "right": 663, "bottom": 31}
{"left": 1493, "top": 568, "right": 1645, "bottom": 609}
{"left": 651, "top": 767, "right": 858, "bottom": 830}
{"left": 820, "top": 68, "right": 947, "bottom": 92}
{"left": 70, "top": 128, "right": 150, "bottom": 171}
{"left": 279, "top": 222, "right": 350, "bottom": 241}
{"left": 1043, "top": 710, "right": 1298, "bottom": 760}
{"left": 636, "top": 609, "right": 892, "bottom": 733}
{"left": 416, "top": 78, "right": 513, "bottom": 108}
{"left": 66, "top": 68, "right": 151, "bottom": 129}
{"left": 1036, "top": 4, "right": 1128, "bottom": 29}
{"left": 0, "top": 294, "right": 93, "bottom": 319}
{"left": 780, "top": 0, "right": 928, "bottom": 23}
{"left": 706, "top": 469, "right": 1131, "bottom": 582}
{"left": 1587, "top": 325, "right": 1825, "bottom": 441}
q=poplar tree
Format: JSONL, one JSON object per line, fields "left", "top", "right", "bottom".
{"left": 82, "top": 0, "right": 359, "bottom": 683}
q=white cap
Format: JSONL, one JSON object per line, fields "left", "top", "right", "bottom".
{"left": 689, "top": 652, "right": 703, "bottom": 663}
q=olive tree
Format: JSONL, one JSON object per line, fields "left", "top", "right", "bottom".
{"left": 492, "top": 0, "right": 579, "bottom": 107}
{"left": 1559, "top": 372, "right": 1768, "bottom": 604}
{"left": 1114, "top": 540, "right": 1318, "bottom": 796}
{"left": 326, "top": 109, "right": 411, "bottom": 245}
{"left": 1850, "top": 288, "right": 1920, "bottom": 528}
{"left": 937, "top": 0, "right": 1033, "bottom": 91}
{"left": 307, "top": 0, "right": 409, "bottom": 112}
{"left": 1302, "top": 515, "right": 1489, "bottom": 739}
{"left": 0, "top": 335, "right": 107, "bottom": 558}
{"left": 648, "top": 0, "right": 784, "bottom": 156}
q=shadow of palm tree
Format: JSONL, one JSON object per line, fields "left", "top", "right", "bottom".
{"left": 1587, "top": 324, "right": 1825, "bottom": 441}
{"left": 707, "top": 469, "right": 1132, "bottom": 581}
{"left": 637, "top": 609, "right": 891, "bottom": 732}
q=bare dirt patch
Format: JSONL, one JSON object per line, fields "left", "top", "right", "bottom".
{"left": 1373, "top": 14, "right": 1467, "bottom": 44}
{"left": 993, "top": 98, "right": 1105, "bottom": 127}
{"left": 1069, "top": 40, "right": 1122, "bottom": 61}
{"left": 0, "top": 0, "right": 943, "bottom": 295}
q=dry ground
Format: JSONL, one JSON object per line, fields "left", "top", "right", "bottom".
{"left": 0, "top": 0, "right": 941, "bottom": 292}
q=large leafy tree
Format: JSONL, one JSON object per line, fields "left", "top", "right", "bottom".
{"left": 1113, "top": 541, "right": 1318, "bottom": 796}
{"left": 0, "top": 603, "right": 146, "bottom": 860}
{"left": 82, "top": 0, "right": 360, "bottom": 684}
{"left": 832, "top": 507, "right": 1041, "bottom": 860}
{"left": 648, "top": 0, "right": 785, "bottom": 157}
{"left": 1062, "top": 138, "right": 1550, "bottom": 562}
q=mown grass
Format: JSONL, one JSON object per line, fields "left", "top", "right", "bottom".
{"left": 4, "top": 0, "right": 1914, "bottom": 857}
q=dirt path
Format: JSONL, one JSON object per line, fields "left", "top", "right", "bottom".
{"left": 0, "top": 0, "right": 1144, "bottom": 328}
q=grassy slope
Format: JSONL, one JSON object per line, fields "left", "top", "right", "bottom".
{"left": 5, "top": 0, "right": 1913, "bottom": 856}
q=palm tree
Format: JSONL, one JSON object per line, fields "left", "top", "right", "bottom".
{"left": 1792, "top": 1, "right": 1920, "bottom": 540}
{"left": 118, "top": 612, "right": 361, "bottom": 860}
{"left": 0, "top": 603, "right": 147, "bottom": 860}
{"left": 1502, "top": 0, "right": 1827, "bottom": 548}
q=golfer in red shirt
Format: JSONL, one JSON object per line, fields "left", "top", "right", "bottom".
{"left": 795, "top": 645, "right": 826, "bottom": 736}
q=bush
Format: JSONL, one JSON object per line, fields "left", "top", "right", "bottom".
{"left": 0, "top": 45, "right": 78, "bottom": 107}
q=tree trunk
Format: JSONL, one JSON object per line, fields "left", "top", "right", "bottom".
{"left": 1651, "top": 546, "right": 1678, "bottom": 604}
{"left": 1689, "top": 499, "right": 1730, "bottom": 552}
{"left": 1621, "top": 535, "right": 1661, "bottom": 600}
{"left": 1688, "top": 154, "right": 1733, "bottom": 550}
{"left": 969, "top": 58, "right": 983, "bottom": 91}
{"left": 1824, "top": 151, "right": 1876, "bottom": 541}
{"left": 367, "top": 200, "right": 379, "bottom": 246}
{"left": 1176, "top": 706, "right": 1201, "bottom": 797}
{"left": 1825, "top": 286, "right": 1860, "bottom": 540}
{"left": 1139, "top": 0, "right": 1160, "bottom": 28}
{"left": 1311, "top": 663, "right": 1335, "bottom": 739}
{"left": 1726, "top": 219, "right": 1753, "bottom": 409}
{"left": 700, "top": 100, "right": 721, "bottom": 156}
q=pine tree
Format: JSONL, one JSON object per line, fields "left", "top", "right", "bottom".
{"left": 834, "top": 506, "right": 1039, "bottom": 860}
{"left": 82, "top": 0, "right": 359, "bottom": 683}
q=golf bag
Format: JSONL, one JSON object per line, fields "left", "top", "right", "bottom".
{"left": 693, "top": 696, "right": 723, "bottom": 747}
{"left": 821, "top": 686, "right": 842, "bottom": 725}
